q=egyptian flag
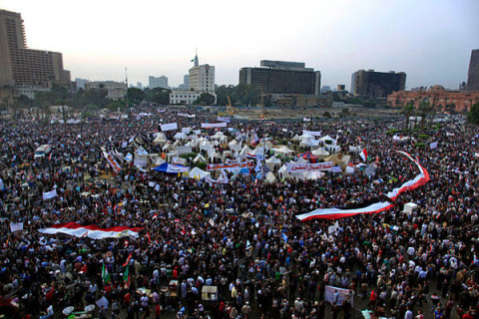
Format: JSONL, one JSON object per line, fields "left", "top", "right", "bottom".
{"left": 360, "top": 148, "right": 367, "bottom": 162}
{"left": 123, "top": 265, "right": 131, "bottom": 288}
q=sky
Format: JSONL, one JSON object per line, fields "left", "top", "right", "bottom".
{"left": 2, "top": 0, "right": 479, "bottom": 90}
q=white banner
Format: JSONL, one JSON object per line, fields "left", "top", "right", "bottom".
{"left": 178, "top": 113, "right": 196, "bottom": 118}
{"left": 10, "top": 222, "right": 23, "bottom": 232}
{"left": 161, "top": 122, "right": 178, "bottom": 132}
{"left": 303, "top": 130, "right": 322, "bottom": 137}
{"left": 207, "top": 162, "right": 253, "bottom": 172}
{"left": 43, "top": 189, "right": 58, "bottom": 201}
{"left": 324, "top": 285, "right": 354, "bottom": 306}
{"left": 201, "top": 122, "right": 227, "bottom": 129}
{"left": 217, "top": 116, "right": 231, "bottom": 123}
{"left": 286, "top": 161, "right": 334, "bottom": 172}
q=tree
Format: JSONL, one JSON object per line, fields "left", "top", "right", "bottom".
{"left": 235, "top": 84, "right": 260, "bottom": 106}
{"left": 418, "top": 100, "right": 431, "bottom": 129}
{"left": 401, "top": 102, "right": 415, "bottom": 131}
{"left": 144, "top": 87, "right": 170, "bottom": 105}
{"left": 127, "top": 87, "right": 145, "bottom": 106}
{"left": 467, "top": 102, "right": 479, "bottom": 124}
{"left": 194, "top": 93, "right": 215, "bottom": 105}
{"left": 215, "top": 85, "right": 236, "bottom": 106}
{"left": 15, "top": 94, "right": 33, "bottom": 109}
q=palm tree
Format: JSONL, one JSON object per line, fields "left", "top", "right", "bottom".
{"left": 401, "top": 102, "right": 415, "bottom": 131}
{"left": 418, "top": 100, "right": 431, "bottom": 129}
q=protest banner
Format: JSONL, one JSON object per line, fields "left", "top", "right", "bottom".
{"left": 43, "top": 189, "right": 58, "bottom": 201}
{"left": 160, "top": 122, "right": 178, "bottom": 132}
{"left": 324, "top": 285, "right": 354, "bottom": 306}
{"left": 201, "top": 122, "right": 227, "bottom": 129}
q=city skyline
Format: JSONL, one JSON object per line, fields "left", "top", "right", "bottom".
{"left": 2, "top": 0, "right": 478, "bottom": 89}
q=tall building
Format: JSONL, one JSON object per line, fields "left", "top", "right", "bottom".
{"left": 188, "top": 54, "right": 215, "bottom": 93}
{"left": 239, "top": 60, "right": 321, "bottom": 96}
{"left": 467, "top": 49, "right": 479, "bottom": 91}
{"left": 149, "top": 75, "right": 168, "bottom": 89}
{"left": 0, "top": 9, "right": 70, "bottom": 90}
{"left": 351, "top": 69, "right": 406, "bottom": 98}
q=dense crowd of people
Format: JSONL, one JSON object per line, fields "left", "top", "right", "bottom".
{"left": 0, "top": 107, "right": 478, "bottom": 319}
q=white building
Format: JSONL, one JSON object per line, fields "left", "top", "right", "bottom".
{"left": 189, "top": 64, "right": 215, "bottom": 93}
{"left": 85, "top": 81, "right": 127, "bottom": 100}
{"left": 169, "top": 90, "right": 202, "bottom": 105}
{"left": 16, "top": 85, "right": 50, "bottom": 99}
{"left": 149, "top": 75, "right": 168, "bottom": 89}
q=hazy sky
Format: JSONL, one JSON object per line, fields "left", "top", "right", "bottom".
{"left": 2, "top": 0, "right": 478, "bottom": 89}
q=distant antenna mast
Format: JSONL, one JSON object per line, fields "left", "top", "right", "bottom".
{"left": 192, "top": 49, "right": 199, "bottom": 67}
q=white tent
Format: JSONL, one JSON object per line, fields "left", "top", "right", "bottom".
{"left": 272, "top": 145, "right": 293, "bottom": 155}
{"left": 265, "top": 172, "right": 277, "bottom": 184}
{"left": 300, "top": 136, "right": 319, "bottom": 147}
{"left": 200, "top": 141, "right": 214, "bottom": 153}
{"left": 193, "top": 154, "right": 206, "bottom": 163}
{"left": 228, "top": 139, "right": 241, "bottom": 152}
{"left": 212, "top": 131, "right": 227, "bottom": 141}
{"left": 240, "top": 145, "right": 253, "bottom": 157}
{"left": 152, "top": 132, "right": 167, "bottom": 145}
{"left": 320, "top": 135, "right": 336, "bottom": 145}
{"left": 208, "top": 151, "right": 222, "bottom": 161}
{"left": 266, "top": 156, "right": 282, "bottom": 170}
{"left": 162, "top": 142, "right": 173, "bottom": 152}
{"left": 188, "top": 167, "right": 211, "bottom": 180}
{"left": 312, "top": 148, "right": 330, "bottom": 157}
{"left": 174, "top": 132, "right": 187, "bottom": 140}
{"left": 278, "top": 165, "right": 288, "bottom": 178}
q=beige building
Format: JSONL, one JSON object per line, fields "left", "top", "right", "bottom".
{"left": 0, "top": 9, "right": 70, "bottom": 92}
{"left": 188, "top": 54, "right": 215, "bottom": 93}
{"left": 85, "top": 81, "right": 127, "bottom": 100}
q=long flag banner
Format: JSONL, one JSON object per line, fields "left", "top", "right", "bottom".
{"left": 296, "top": 151, "right": 430, "bottom": 221}
{"left": 201, "top": 122, "right": 227, "bottom": 129}
{"left": 160, "top": 122, "right": 178, "bottom": 132}
{"left": 39, "top": 222, "right": 143, "bottom": 239}
{"left": 103, "top": 151, "right": 121, "bottom": 174}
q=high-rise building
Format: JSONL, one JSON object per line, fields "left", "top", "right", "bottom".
{"left": 188, "top": 54, "right": 215, "bottom": 93}
{"left": 0, "top": 9, "right": 70, "bottom": 89}
{"left": 136, "top": 82, "right": 143, "bottom": 89}
{"left": 149, "top": 75, "right": 168, "bottom": 89}
{"left": 351, "top": 69, "right": 406, "bottom": 98}
{"left": 467, "top": 49, "right": 479, "bottom": 91}
{"left": 239, "top": 60, "right": 321, "bottom": 96}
